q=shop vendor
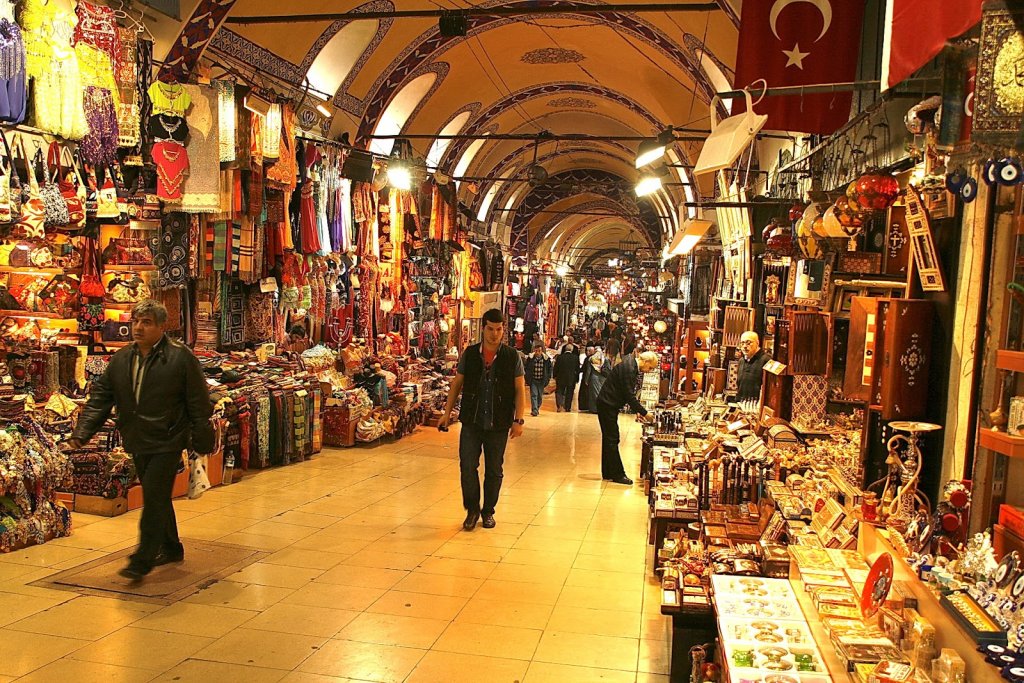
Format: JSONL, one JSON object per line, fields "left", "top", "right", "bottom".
{"left": 736, "top": 331, "right": 770, "bottom": 402}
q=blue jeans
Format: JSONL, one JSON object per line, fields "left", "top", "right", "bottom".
{"left": 529, "top": 382, "right": 544, "bottom": 414}
{"left": 459, "top": 422, "right": 509, "bottom": 515}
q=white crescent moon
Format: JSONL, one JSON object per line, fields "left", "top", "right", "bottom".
{"left": 769, "top": 0, "right": 832, "bottom": 43}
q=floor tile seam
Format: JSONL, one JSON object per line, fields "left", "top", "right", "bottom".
{"left": 0, "top": 628, "right": 96, "bottom": 679}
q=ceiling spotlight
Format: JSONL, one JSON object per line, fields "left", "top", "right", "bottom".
{"left": 634, "top": 127, "right": 674, "bottom": 168}
{"left": 244, "top": 91, "right": 272, "bottom": 118}
{"left": 555, "top": 264, "right": 569, "bottom": 277}
{"left": 635, "top": 171, "right": 664, "bottom": 197}
{"left": 667, "top": 218, "right": 714, "bottom": 256}
{"left": 315, "top": 103, "right": 333, "bottom": 118}
{"left": 386, "top": 160, "right": 411, "bottom": 191}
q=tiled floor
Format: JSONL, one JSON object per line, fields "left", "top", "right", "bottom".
{"left": 0, "top": 400, "right": 671, "bottom": 682}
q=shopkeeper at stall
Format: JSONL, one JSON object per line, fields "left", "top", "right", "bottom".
{"left": 736, "top": 331, "right": 770, "bottom": 402}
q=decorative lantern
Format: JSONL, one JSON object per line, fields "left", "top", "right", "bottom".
{"left": 653, "top": 320, "right": 668, "bottom": 334}
{"left": 851, "top": 171, "right": 900, "bottom": 211}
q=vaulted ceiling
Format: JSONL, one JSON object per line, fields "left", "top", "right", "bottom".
{"left": 149, "top": 0, "right": 741, "bottom": 267}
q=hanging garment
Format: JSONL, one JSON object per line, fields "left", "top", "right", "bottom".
{"left": 114, "top": 27, "right": 138, "bottom": 147}
{"left": 76, "top": 42, "right": 118, "bottom": 97}
{"left": 262, "top": 103, "right": 281, "bottom": 161}
{"left": 132, "top": 33, "right": 153, "bottom": 155}
{"left": 180, "top": 84, "right": 221, "bottom": 213}
{"left": 147, "top": 114, "right": 189, "bottom": 142}
{"left": 153, "top": 212, "right": 190, "bottom": 290}
{"left": 22, "top": 0, "right": 75, "bottom": 80}
{"left": 148, "top": 81, "right": 191, "bottom": 116}
{"left": 152, "top": 140, "right": 189, "bottom": 201}
{"left": 79, "top": 85, "right": 119, "bottom": 166}
{"left": 216, "top": 80, "right": 236, "bottom": 163}
{"left": 0, "top": 19, "right": 26, "bottom": 124}
{"left": 73, "top": 0, "right": 119, "bottom": 73}
{"left": 32, "top": 43, "right": 88, "bottom": 140}
{"left": 265, "top": 104, "right": 296, "bottom": 190}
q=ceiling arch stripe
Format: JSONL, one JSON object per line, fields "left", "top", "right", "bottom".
{"left": 354, "top": 0, "right": 718, "bottom": 145}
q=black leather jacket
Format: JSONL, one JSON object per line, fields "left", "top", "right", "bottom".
{"left": 73, "top": 336, "right": 215, "bottom": 455}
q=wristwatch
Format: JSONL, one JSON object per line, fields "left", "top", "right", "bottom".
{"left": 513, "top": 418, "right": 525, "bottom": 425}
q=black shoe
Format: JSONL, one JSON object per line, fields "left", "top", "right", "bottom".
{"left": 118, "top": 564, "right": 149, "bottom": 582}
{"left": 481, "top": 514, "right": 496, "bottom": 529}
{"left": 463, "top": 511, "right": 480, "bottom": 530}
{"left": 611, "top": 476, "right": 634, "bottom": 486}
{"left": 153, "top": 550, "right": 185, "bottom": 567}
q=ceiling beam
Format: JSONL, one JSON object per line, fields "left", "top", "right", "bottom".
{"left": 227, "top": 3, "right": 721, "bottom": 25}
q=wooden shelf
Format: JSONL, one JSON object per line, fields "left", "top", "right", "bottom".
{"left": 104, "top": 264, "right": 157, "bottom": 271}
{"left": 0, "top": 310, "right": 72, "bottom": 319}
{"left": 979, "top": 429, "right": 1024, "bottom": 458}
{"left": 0, "top": 266, "right": 81, "bottom": 274}
{"left": 997, "top": 350, "right": 1024, "bottom": 373}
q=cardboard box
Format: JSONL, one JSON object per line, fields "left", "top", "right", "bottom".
{"left": 75, "top": 494, "right": 128, "bottom": 517}
{"left": 207, "top": 451, "right": 224, "bottom": 488}
{"left": 999, "top": 504, "right": 1024, "bottom": 540}
{"left": 55, "top": 491, "right": 75, "bottom": 511}
{"left": 127, "top": 485, "right": 143, "bottom": 511}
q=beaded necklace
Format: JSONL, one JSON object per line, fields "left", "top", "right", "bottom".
{"left": 0, "top": 19, "right": 24, "bottom": 81}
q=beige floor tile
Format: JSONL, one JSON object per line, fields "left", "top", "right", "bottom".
{"left": 432, "top": 621, "right": 541, "bottom": 660}
{"left": 638, "top": 636, "right": 671, "bottom": 674}
{"left": 292, "top": 535, "right": 372, "bottom": 555}
{"left": 244, "top": 602, "right": 359, "bottom": 638}
{"left": 224, "top": 562, "right": 324, "bottom": 589}
{"left": 565, "top": 568, "right": 645, "bottom": 589}
{"left": 501, "top": 548, "right": 578, "bottom": 568}
{"left": 546, "top": 604, "right": 642, "bottom": 638}
{"left": 487, "top": 562, "right": 569, "bottom": 585}
{"left": 0, "top": 543, "right": 95, "bottom": 568}
{"left": 406, "top": 651, "right": 528, "bottom": 683}
{"left": 362, "top": 537, "right": 447, "bottom": 555}
{"left": 133, "top": 602, "right": 256, "bottom": 638}
{"left": 299, "top": 639, "right": 424, "bottom": 682}
{"left": 635, "top": 673, "right": 671, "bottom": 683}
{"left": 270, "top": 511, "right": 340, "bottom": 528}
{"left": 182, "top": 581, "right": 294, "bottom": 611}
{"left": 432, "top": 541, "right": 506, "bottom": 563}
{"left": 641, "top": 615, "right": 672, "bottom": 641}
{"left": 474, "top": 578, "right": 563, "bottom": 605}
{"left": 523, "top": 661, "right": 637, "bottom": 683}
{"left": 318, "top": 523, "right": 398, "bottom": 541}
{"left": 455, "top": 596, "right": 554, "bottom": 630}
{"left": 451, "top": 531, "right": 520, "bottom": 549}
{"left": 533, "top": 631, "right": 640, "bottom": 670}
{"left": 194, "top": 627, "right": 326, "bottom": 670}
{"left": 261, "top": 547, "right": 350, "bottom": 570}
{"left": 7, "top": 595, "right": 150, "bottom": 640}
{"left": 337, "top": 612, "right": 449, "bottom": 649}
{"left": 513, "top": 534, "right": 583, "bottom": 553}
{"left": 342, "top": 549, "right": 426, "bottom": 571}
{"left": 0, "top": 591, "right": 75, "bottom": 628}
{"left": 315, "top": 563, "right": 409, "bottom": 589}
{"left": 279, "top": 672, "right": 357, "bottom": 683}
{"left": 557, "top": 584, "right": 645, "bottom": 612}
{"left": 0, "top": 628, "right": 89, "bottom": 677}
{"left": 392, "top": 570, "right": 483, "bottom": 597}
{"left": 13, "top": 657, "right": 155, "bottom": 683}
{"left": 415, "top": 556, "right": 496, "bottom": 579}
{"left": 0, "top": 563, "right": 38, "bottom": 582}
{"left": 284, "top": 582, "right": 386, "bottom": 612}
{"left": 367, "top": 590, "right": 468, "bottom": 621}
{"left": 218, "top": 531, "right": 294, "bottom": 552}
{"left": 69, "top": 626, "right": 213, "bottom": 671}
{"left": 572, "top": 553, "right": 646, "bottom": 573}
{"left": 151, "top": 659, "right": 288, "bottom": 683}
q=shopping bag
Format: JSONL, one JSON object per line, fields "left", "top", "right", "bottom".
{"left": 187, "top": 453, "right": 210, "bottom": 499}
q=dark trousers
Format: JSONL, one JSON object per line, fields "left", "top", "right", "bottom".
{"left": 597, "top": 405, "right": 627, "bottom": 480}
{"left": 556, "top": 382, "right": 576, "bottom": 411}
{"left": 130, "top": 451, "right": 182, "bottom": 569}
{"left": 459, "top": 422, "right": 509, "bottom": 515}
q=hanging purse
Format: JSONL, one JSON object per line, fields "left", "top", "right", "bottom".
{"left": 37, "top": 274, "right": 80, "bottom": 319}
{"left": 105, "top": 227, "right": 153, "bottom": 265}
{"left": 81, "top": 155, "right": 99, "bottom": 221}
{"left": 0, "top": 131, "right": 14, "bottom": 226}
{"left": 105, "top": 272, "right": 151, "bottom": 303}
{"left": 53, "top": 144, "right": 86, "bottom": 232}
{"left": 100, "top": 319, "right": 132, "bottom": 342}
{"left": 37, "top": 146, "right": 69, "bottom": 228}
{"left": 96, "top": 166, "right": 119, "bottom": 219}
{"left": 78, "top": 299, "right": 104, "bottom": 330}
{"left": 13, "top": 136, "right": 45, "bottom": 239}
{"left": 112, "top": 163, "right": 130, "bottom": 224}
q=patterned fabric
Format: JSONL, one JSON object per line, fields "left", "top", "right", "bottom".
{"left": 792, "top": 375, "right": 829, "bottom": 423}
{"left": 153, "top": 212, "right": 190, "bottom": 289}
{"left": 243, "top": 290, "right": 274, "bottom": 343}
{"left": 216, "top": 80, "right": 236, "bottom": 163}
{"left": 180, "top": 84, "right": 221, "bottom": 213}
{"left": 212, "top": 220, "right": 227, "bottom": 271}
{"left": 293, "top": 389, "right": 308, "bottom": 460}
{"left": 219, "top": 277, "right": 245, "bottom": 348}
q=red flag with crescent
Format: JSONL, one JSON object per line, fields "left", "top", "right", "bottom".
{"left": 733, "top": 0, "right": 866, "bottom": 134}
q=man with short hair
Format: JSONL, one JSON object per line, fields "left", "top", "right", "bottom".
{"left": 69, "top": 300, "right": 214, "bottom": 581}
{"left": 595, "top": 350, "right": 658, "bottom": 485}
{"left": 736, "top": 331, "right": 770, "bottom": 402}
{"left": 440, "top": 308, "right": 527, "bottom": 530}
{"left": 523, "top": 341, "right": 551, "bottom": 416}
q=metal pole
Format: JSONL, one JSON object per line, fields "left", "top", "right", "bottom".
{"left": 226, "top": 3, "right": 722, "bottom": 25}
{"left": 716, "top": 77, "right": 941, "bottom": 99}
{"left": 367, "top": 132, "right": 709, "bottom": 141}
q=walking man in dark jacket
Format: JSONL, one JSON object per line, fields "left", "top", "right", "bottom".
{"left": 595, "top": 351, "right": 658, "bottom": 485}
{"left": 69, "top": 300, "right": 214, "bottom": 581}
{"left": 440, "top": 308, "right": 527, "bottom": 531}
{"left": 553, "top": 343, "right": 582, "bottom": 412}
{"left": 523, "top": 341, "right": 551, "bottom": 416}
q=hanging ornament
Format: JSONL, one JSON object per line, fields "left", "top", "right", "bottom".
{"left": 851, "top": 171, "right": 900, "bottom": 211}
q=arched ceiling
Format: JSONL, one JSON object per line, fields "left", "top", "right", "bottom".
{"left": 161, "top": 0, "right": 739, "bottom": 265}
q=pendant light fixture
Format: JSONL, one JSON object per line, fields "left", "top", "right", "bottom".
{"left": 634, "top": 127, "right": 674, "bottom": 168}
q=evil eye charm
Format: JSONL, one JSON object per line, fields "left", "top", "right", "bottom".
{"left": 946, "top": 168, "right": 967, "bottom": 193}
{"left": 984, "top": 158, "right": 1001, "bottom": 186}
{"left": 999, "top": 158, "right": 1024, "bottom": 186}
{"left": 960, "top": 177, "right": 979, "bottom": 203}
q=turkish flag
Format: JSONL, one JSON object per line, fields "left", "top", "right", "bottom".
{"left": 881, "top": 0, "right": 982, "bottom": 91}
{"left": 734, "top": 0, "right": 866, "bottom": 135}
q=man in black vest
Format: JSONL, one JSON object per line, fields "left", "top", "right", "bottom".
{"left": 736, "top": 331, "right": 770, "bottom": 402}
{"left": 440, "top": 308, "right": 527, "bottom": 530}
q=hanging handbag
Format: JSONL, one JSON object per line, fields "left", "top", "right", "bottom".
{"left": 105, "top": 228, "right": 152, "bottom": 265}
{"left": 53, "top": 144, "right": 86, "bottom": 232}
{"left": 105, "top": 272, "right": 151, "bottom": 303}
{"left": 13, "top": 136, "right": 45, "bottom": 239}
{"left": 37, "top": 274, "right": 80, "bottom": 319}
{"left": 81, "top": 155, "right": 99, "bottom": 220}
{"left": 78, "top": 299, "right": 104, "bottom": 330}
{"left": 79, "top": 236, "right": 106, "bottom": 297}
{"left": 0, "top": 131, "right": 14, "bottom": 226}
{"left": 96, "top": 166, "right": 119, "bottom": 219}
{"left": 128, "top": 173, "right": 145, "bottom": 219}
{"left": 100, "top": 319, "right": 132, "bottom": 342}
{"left": 36, "top": 146, "right": 69, "bottom": 228}
{"left": 187, "top": 453, "right": 211, "bottom": 499}
{"left": 112, "top": 163, "right": 130, "bottom": 224}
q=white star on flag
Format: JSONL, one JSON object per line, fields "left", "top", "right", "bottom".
{"left": 782, "top": 43, "right": 810, "bottom": 69}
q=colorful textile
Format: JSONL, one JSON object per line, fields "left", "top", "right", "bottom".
{"left": 153, "top": 212, "right": 190, "bottom": 290}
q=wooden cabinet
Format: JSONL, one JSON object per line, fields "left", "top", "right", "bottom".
{"left": 676, "top": 320, "right": 710, "bottom": 395}
{"left": 788, "top": 311, "right": 833, "bottom": 375}
{"left": 846, "top": 297, "right": 933, "bottom": 419}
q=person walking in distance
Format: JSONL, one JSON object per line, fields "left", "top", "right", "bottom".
{"left": 68, "top": 300, "right": 214, "bottom": 581}
{"left": 595, "top": 350, "right": 659, "bottom": 485}
{"left": 553, "top": 342, "right": 582, "bottom": 412}
{"left": 439, "top": 308, "right": 527, "bottom": 530}
{"left": 523, "top": 341, "right": 551, "bottom": 416}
